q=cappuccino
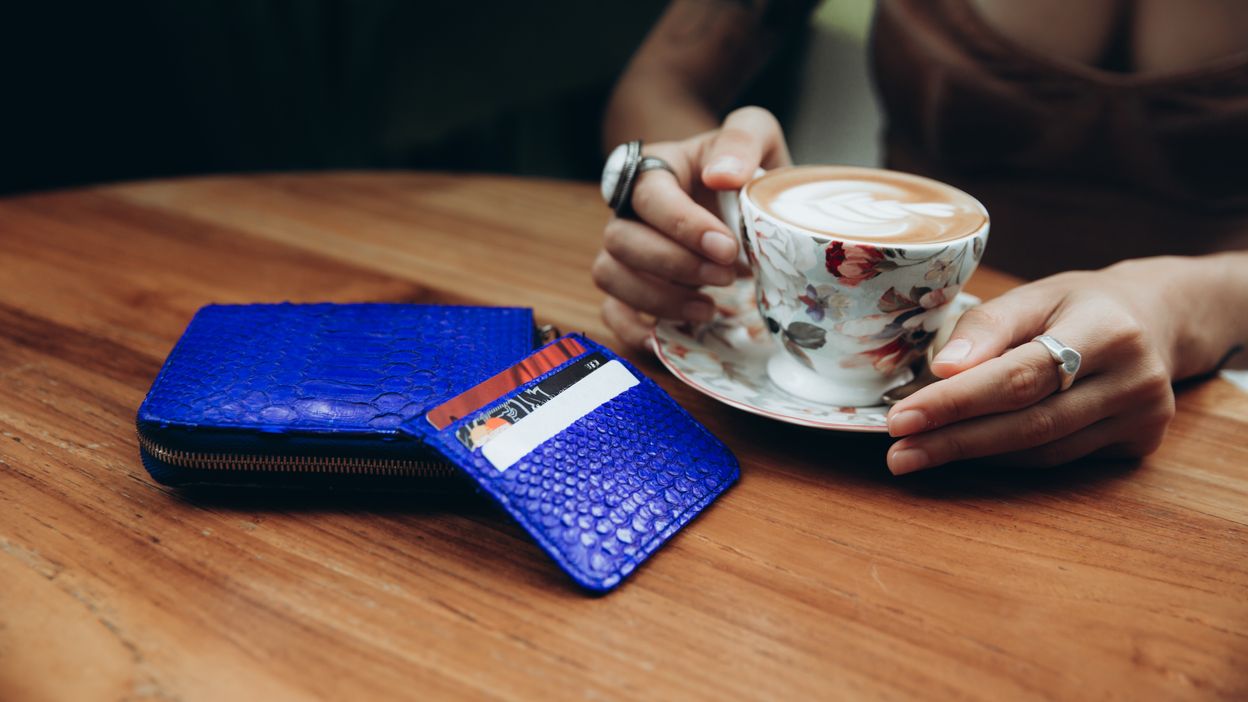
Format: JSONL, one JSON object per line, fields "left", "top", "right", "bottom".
{"left": 746, "top": 166, "right": 986, "bottom": 244}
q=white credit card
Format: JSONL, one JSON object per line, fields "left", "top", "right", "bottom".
{"left": 481, "top": 360, "right": 638, "bottom": 472}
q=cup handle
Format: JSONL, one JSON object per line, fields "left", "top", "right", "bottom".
{"left": 716, "top": 189, "right": 743, "bottom": 242}
{"left": 716, "top": 168, "right": 767, "bottom": 265}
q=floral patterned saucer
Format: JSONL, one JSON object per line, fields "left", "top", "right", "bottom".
{"left": 652, "top": 279, "right": 978, "bottom": 432}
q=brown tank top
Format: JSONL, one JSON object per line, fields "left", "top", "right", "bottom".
{"left": 871, "top": 0, "right": 1248, "bottom": 279}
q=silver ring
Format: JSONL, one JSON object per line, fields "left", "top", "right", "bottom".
{"left": 638, "top": 156, "right": 677, "bottom": 178}
{"left": 601, "top": 141, "right": 677, "bottom": 218}
{"left": 1033, "top": 335, "right": 1082, "bottom": 392}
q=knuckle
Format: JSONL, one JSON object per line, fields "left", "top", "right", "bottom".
{"left": 668, "top": 211, "right": 695, "bottom": 243}
{"left": 1108, "top": 316, "right": 1148, "bottom": 353}
{"left": 934, "top": 433, "right": 967, "bottom": 465}
{"left": 1146, "top": 394, "right": 1177, "bottom": 428}
{"left": 1156, "top": 394, "right": 1177, "bottom": 424}
{"left": 1130, "top": 359, "right": 1174, "bottom": 405}
{"left": 1046, "top": 271, "right": 1087, "bottom": 289}
{"left": 590, "top": 253, "right": 613, "bottom": 289}
{"left": 731, "top": 105, "right": 778, "bottom": 128}
{"left": 936, "top": 391, "right": 968, "bottom": 426}
{"left": 667, "top": 254, "right": 701, "bottom": 282}
{"left": 602, "top": 221, "right": 626, "bottom": 253}
{"left": 1033, "top": 442, "right": 1070, "bottom": 468}
{"left": 715, "top": 125, "right": 750, "bottom": 146}
{"left": 600, "top": 298, "right": 618, "bottom": 328}
{"left": 1139, "top": 361, "right": 1172, "bottom": 394}
{"left": 1006, "top": 362, "right": 1046, "bottom": 403}
{"left": 631, "top": 178, "right": 659, "bottom": 213}
{"left": 957, "top": 306, "right": 1000, "bottom": 332}
{"left": 1021, "top": 408, "right": 1060, "bottom": 446}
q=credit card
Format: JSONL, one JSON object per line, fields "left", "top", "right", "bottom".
{"left": 456, "top": 352, "right": 607, "bottom": 451}
{"left": 425, "top": 336, "right": 586, "bottom": 430}
{"left": 482, "top": 359, "right": 639, "bottom": 472}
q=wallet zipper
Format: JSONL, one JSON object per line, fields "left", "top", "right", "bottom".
{"left": 136, "top": 428, "right": 458, "bottom": 478}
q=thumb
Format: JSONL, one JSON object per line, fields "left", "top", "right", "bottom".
{"left": 700, "top": 106, "right": 792, "bottom": 191}
{"left": 929, "top": 288, "right": 1054, "bottom": 378}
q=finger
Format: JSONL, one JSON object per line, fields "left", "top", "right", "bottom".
{"left": 700, "top": 106, "right": 792, "bottom": 190}
{"left": 629, "top": 167, "right": 739, "bottom": 266}
{"left": 886, "top": 373, "right": 1125, "bottom": 475}
{"left": 929, "top": 285, "right": 1059, "bottom": 378}
{"left": 889, "top": 309, "right": 1117, "bottom": 436}
{"left": 601, "top": 297, "right": 657, "bottom": 352}
{"left": 987, "top": 417, "right": 1127, "bottom": 468}
{"left": 591, "top": 251, "right": 714, "bottom": 322}
{"left": 603, "top": 218, "right": 736, "bottom": 287}
{"left": 931, "top": 289, "right": 1164, "bottom": 389}
{"left": 887, "top": 341, "right": 1061, "bottom": 436}
{"left": 987, "top": 407, "right": 1173, "bottom": 468}
{"left": 891, "top": 305, "right": 1122, "bottom": 436}
{"left": 1091, "top": 389, "right": 1174, "bottom": 460}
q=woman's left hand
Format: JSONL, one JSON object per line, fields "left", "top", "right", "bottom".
{"left": 885, "top": 260, "right": 1185, "bottom": 474}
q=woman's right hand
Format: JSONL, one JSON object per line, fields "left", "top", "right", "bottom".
{"left": 593, "top": 106, "right": 793, "bottom": 349}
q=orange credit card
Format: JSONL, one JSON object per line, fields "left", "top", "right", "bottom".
{"left": 425, "top": 336, "right": 586, "bottom": 430}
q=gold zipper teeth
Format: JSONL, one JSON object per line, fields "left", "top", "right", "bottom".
{"left": 136, "top": 430, "right": 458, "bottom": 478}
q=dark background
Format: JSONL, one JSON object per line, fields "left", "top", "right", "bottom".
{"left": 1, "top": 1, "right": 809, "bottom": 195}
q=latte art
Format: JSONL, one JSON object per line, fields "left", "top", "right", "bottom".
{"left": 747, "top": 167, "right": 986, "bottom": 244}
{"left": 768, "top": 180, "right": 961, "bottom": 239}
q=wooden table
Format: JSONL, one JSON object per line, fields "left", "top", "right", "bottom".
{"left": 1, "top": 173, "right": 1245, "bottom": 701}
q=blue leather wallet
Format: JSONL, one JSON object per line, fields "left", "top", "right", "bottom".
{"left": 137, "top": 303, "right": 542, "bottom": 488}
{"left": 137, "top": 303, "right": 739, "bottom": 591}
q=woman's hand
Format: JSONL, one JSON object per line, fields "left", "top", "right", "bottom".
{"left": 884, "top": 258, "right": 1201, "bottom": 473}
{"left": 593, "top": 106, "right": 792, "bottom": 349}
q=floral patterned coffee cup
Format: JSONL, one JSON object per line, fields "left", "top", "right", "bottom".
{"left": 734, "top": 166, "right": 989, "bottom": 406}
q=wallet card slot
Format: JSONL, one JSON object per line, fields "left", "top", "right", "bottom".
{"left": 405, "top": 334, "right": 740, "bottom": 592}
{"left": 424, "top": 336, "right": 589, "bottom": 431}
{"left": 414, "top": 344, "right": 602, "bottom": 451}
{"left": 480, "top": 359, "right": 638, "bottom": 471}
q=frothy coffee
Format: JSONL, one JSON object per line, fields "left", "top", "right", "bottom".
{"left": 746, "top": 166, "right": 986, "bottom": 244}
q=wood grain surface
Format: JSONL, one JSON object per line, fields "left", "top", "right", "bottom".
{"left": 0, "top": 172, "right": 1244, "bottom": 701}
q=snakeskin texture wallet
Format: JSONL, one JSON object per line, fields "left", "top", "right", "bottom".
{"left": 137, "top": 303, "right": 541, "bottom": 488}
{"left": 137, "top": 303, "right": 739, "bottom": 591}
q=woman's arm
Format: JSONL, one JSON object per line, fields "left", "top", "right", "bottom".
{"left": 595, "top": 1, "right": 816, "bottom": 347}
{"left": 603, "top": 0, "right": 812, "bottom": 150}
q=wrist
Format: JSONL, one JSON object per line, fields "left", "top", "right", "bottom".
{"left": 1136, "top": 253, "right": 1248, "bottom": 380}
{"left": 1200, "top": 251, "right": 1248, "bottom": 371}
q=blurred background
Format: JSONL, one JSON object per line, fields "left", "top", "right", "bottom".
{"left": 0, "top": 1, "right": 878, "bottom": 195}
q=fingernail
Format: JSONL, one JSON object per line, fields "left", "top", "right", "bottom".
{"left": 933, "top": 338, "right": 972, "bottom": 366}
{"left": 682, "top": 300, "right": 715, "bottom": 322}
{"left": 888, "top": 447, "right": 929, "bottom": 476}
{"left": 887, "top": 409, "right": 928, "bottom": 437}
{"left": 698, "top": 262, "right": 736, "bottom": 286}
{"left": 705, "top": 156, "right": 744, "bottom": 175}
{"left": 701, "top": 230, "right": 738, "bottom": 264}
